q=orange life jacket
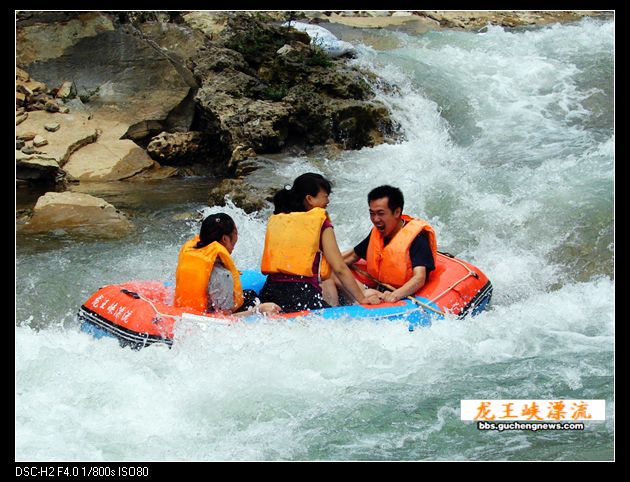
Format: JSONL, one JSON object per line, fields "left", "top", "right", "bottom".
{"left": 366, "top": 214, "right": 438, "bottom": 288}
{"left": 260, "top": 207, "right": 331, "bottom": 280}
{"left": 174, "top": 237, "right": 244, "bottom": 312}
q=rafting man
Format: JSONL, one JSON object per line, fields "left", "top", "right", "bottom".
{"left": 340, "top": 185, "right": 437, "bottom": 303}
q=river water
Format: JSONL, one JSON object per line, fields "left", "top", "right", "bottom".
{"left": 15, "top": 17, "right": 614, "bottom": 461}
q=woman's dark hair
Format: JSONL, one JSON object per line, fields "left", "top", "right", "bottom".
{"left": 196, "top": 212, "right": 236, "bottom": 249}
{"left": 272, "top": 172, "right": 332, "bottom": 214}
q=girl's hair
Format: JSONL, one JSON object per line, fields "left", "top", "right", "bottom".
{"left": 272, "top": 172, "right": 332, "bottom": 214}
{"left": 196, "top": 213, "right": 236, "bottom": 249}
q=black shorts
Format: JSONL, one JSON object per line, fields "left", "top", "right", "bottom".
{"left": 259, "top": 281, "right": 331, "bottom": 313}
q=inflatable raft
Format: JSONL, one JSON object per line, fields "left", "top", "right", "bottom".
{"left": 78, "top": 252, "right": 492, "bottom": 349}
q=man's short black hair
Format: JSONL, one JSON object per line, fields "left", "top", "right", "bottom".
{"left": 368, "top": 185, "right": 404, "bottom": 213}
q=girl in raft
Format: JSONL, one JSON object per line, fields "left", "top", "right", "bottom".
{"left": 259, "top": 173, "right": 381, "bottom": 312}
{"left": 175, "top": 213, "right": 281, "bottom": 316}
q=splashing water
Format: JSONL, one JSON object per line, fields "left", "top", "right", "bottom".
{"left": 16, "top": 18, "right": 614, "bottom": 461}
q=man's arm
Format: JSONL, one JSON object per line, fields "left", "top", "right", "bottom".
{"left": 381, "top": 266, "right": 426, "bottom": 302}
{"left": 380, "top": 232, "right": 434, "bottom": 302}
{"left": 343, "top": 233, "right": 370, "bottom": 265}
{"left": 342, "top": 248, "right": 359, "bottom": 265}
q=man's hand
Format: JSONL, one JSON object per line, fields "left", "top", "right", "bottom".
{"left": 257, "top": 302, "right": 281, "bottom": 315}
{"left": 381, "top": 290, "right": 403, "bottom": 303}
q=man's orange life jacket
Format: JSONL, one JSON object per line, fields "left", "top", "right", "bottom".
{"left": 366, "top": 215, "right": 437, "bottom": 288}
{"left": 174, "top": 237, "right": 244, "bottom": 312}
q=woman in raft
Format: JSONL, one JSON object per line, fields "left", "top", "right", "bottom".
{"left": 175, "top": 213, "right": 281, "bottom": 316}
{"left": 259, "top": 173, "right": 381, "bottom": 312}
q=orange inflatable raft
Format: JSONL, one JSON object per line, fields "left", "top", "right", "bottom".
{"left": 78, "top": 252, "right": 492, "bottom": 349}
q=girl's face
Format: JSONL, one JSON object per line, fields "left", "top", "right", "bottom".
{"left": 221, "top": 227, "right": 238, "bottom": 254}
{"left": 304, "top": 189, "right": 330, "bottom": 210}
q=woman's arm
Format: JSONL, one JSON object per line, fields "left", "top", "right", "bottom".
{"left": 321, "top": 228, "right": 380, "bottom": 305}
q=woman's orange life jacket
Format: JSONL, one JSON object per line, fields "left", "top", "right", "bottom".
{"left": 174, "top": 237, "right": 244, "bottom": 312}
{"left": 260, "top": 207, "right": 331, "bottom": 280}
{"left": 366, "top": 214, "right": 438, "bottom": 288}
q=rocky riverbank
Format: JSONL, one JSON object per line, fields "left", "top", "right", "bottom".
{"left": 311, "top": 10, "right": 610, "bottom": 31}
{"left": 16, "top": 10, "right": 611, "bottom": 236}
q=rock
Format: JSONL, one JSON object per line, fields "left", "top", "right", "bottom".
{"left": 16, "top": 11, "right": 399, "bottom": 176}
{"left": 32, "top": 135, "right": 48, "bottom": 147}
{"left": 364, "top": 11, "right": 392, "bottom": 17}
{"left": 416, "top": 11, "right": 603, "bottom": 30}
{"left": 16, "top": 110, "right": 98, "bottom": 167}
{"left": 21, "top": 26, "right": 193, "bottom": 143}
{"left": 329, "top": 99, "right": 396, "bottom": 149}
{"left": 234, "top": 156, "right": 266, "bottom": 178}
{"left": 45, "top": 123, "right": 60, "bottom": 132}
{"left": 138, "top": 22, "right": 206, "bottom": 65}
{"left": 16, "top": 12, "right": 115, "bottom": 65}
{"left": 63, "top": 139, "right": 155, "bottom": 181}
{"left": 15, "top": 151, "right": 64, "bottom": 182}
{"left": 125, "top": 161, "right": 179, "bottom": 181}
{"left": 17, "top": 83, "right": 33, "bottom": 98}
{"left": 16, "top": 112, "right": 28, "bottom": 125}
{"left": 146, "top": 131, "right": 206, "bottom": 165}
{"left": 282, "top": 22, "right": 357, "bottom": 58}
{"left": 196, "top": 89, "right": 292, "bottom": 153}
{"left": 220, "top": 13, "right": 306, "bottom": 68}
{"left": 200, "top": 68, "right": 264, "bottom": 97}
{"left": 16, "top": 67, "right": 29, "bottom": 81}
{"left": 44, "top": 99, "right": 60, "bottom": 112}
{"left": 283, "top": 85, "right": 332, "bottom": 145}
{"left": 181, "top": 11, "right": 228, "bottom": 39}
{"left": 55, "top": 81, "right": 76, "bottom": 99}
{"left": 327, "top": 12, "right": 438, "bottom": 31}
{"left": 21, "top": 146, "right": 37, "bottom": 155}
{"left": 227, "top": 145, "right": 257, "bottom": 174}
{"left": 392, "top": 11, "right": 414, "bottom": 17}
{"left": 16, "top": 139, "right": 25, "bottom": 150}
{"left": 24, "top": 80, "right": 47, "bottom": 92}
{"left": 308, "top": 67, "right": 372, "bottom": 100}
{"left": 189, "top": 44, "right": 251, "bottom": 81}
{"left": 17, "top": 191, "right": 134, "bottom": 238}
{"left": 208, "top": 178, "right": 273, "bottom": 214}
{"left": 277, "top": 44, "right": 294, "bottom": 56}
{"left": 17, "top": 131, "right": 37, "bottom": 141}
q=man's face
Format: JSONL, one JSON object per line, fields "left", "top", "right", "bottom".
{"left": 369, "top": 197, "right": 401, "bottom": 238}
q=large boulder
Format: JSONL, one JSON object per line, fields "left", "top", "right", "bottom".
{"left": 329, "top": 99, "right": 395, "bottom": 149}
{"left": 63, "top": 139, "right": 155, "bottom": 182}
{"left": 146, "top": 131, "right": 207, "bottom": 165}
{"left": 19, "top": 25, "right": 193, "bottom": 142}
{"left": 16, "top": 12, "right": 115, "bottom": 66}
{"left": 17, "top": 191, "right": 134, "bottom": 238}
{"left": 195, "top": 90, "right": 292, "bottom": 153}
{"left": 189, "top": 12, "right": 397, "bottom": 161}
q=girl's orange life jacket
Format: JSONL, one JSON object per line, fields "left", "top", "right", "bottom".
{"left": 366, "top": 215, "right": 437, "bottom": 288}
{"left": 260, "top": 207, "right": 331, "bottom": 280}
{"left": 174, "top": 237, "right": 244, "bottom": 312}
